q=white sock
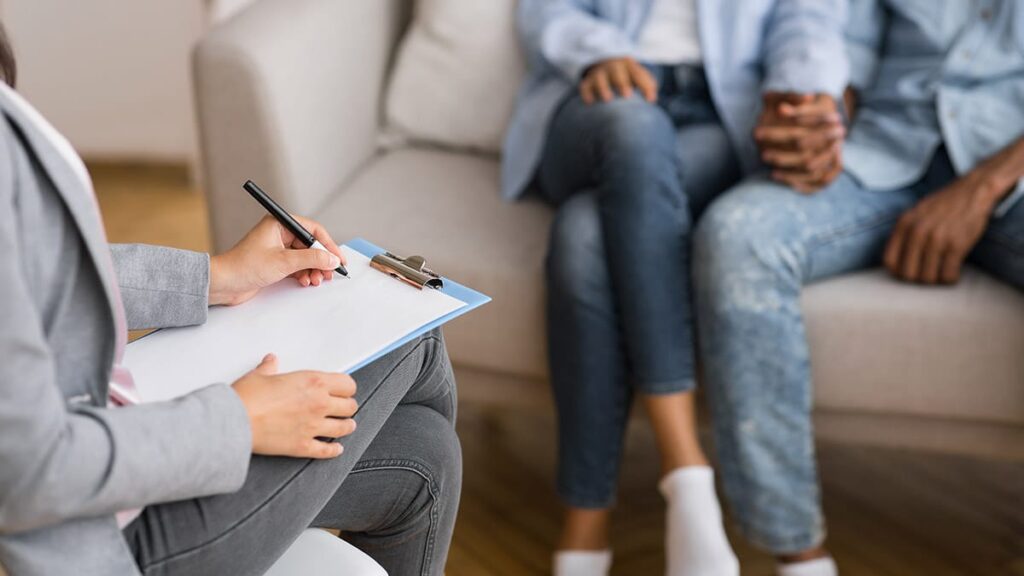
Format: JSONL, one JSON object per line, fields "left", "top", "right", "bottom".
{"left": 659, "top": 466, "right": 740, "bottom": 576}
{"left": 777, "top": 557, "right": 838, "bottom": 576}
{"left": 553, "top": 549, "right": 612, "bottom": 576}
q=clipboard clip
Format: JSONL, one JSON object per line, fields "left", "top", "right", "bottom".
{"left": 370, "top": 252, "right": 445, "bottom": 290}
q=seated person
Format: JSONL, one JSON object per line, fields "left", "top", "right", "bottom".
{"left": 504, "top": 1, "right": 849, "bottom": 575}
{"left": 694, "top": 1, "right": 1024, "bottom": 575}
{"left": 0, "top": 28, "right": 460, "bottom": 576}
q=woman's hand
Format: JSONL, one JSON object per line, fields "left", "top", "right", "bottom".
{"left": 232, "top": 354, "right": 359, "bottom": 459}
{"left": 580, "top": 57, "right": 658, "bottom": 104}
{"left": 209, "top": 215, "right": 347, "bottom": 306}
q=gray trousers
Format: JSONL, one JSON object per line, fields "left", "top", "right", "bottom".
{"left": 122, "top": 331, "right": 461, "bottom": 576}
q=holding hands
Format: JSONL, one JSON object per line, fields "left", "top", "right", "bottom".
{"left": 212, "top": 215, "right": 357, "bottom": 459}
{"left": 756, "top": 92, "right": 847, "bottom": 193}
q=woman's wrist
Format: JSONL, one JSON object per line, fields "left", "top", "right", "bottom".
{"left": 208, "top": 254, "right": 234, "bottom": 306}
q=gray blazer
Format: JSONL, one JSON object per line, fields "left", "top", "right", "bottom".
{"left": 0, "top": 88, "right": 252, "bottom": 575}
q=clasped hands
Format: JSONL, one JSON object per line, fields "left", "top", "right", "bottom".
{"left": 211, "top": 215, "right": 358, "bottom": 460}
{"left": 757, "top": 90, "right": 1000, "bottom": 285}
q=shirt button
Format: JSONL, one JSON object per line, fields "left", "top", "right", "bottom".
{"left": 980, "top": 8, "right": 992, "bottom": 20}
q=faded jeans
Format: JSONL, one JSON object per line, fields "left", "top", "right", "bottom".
{"left": 123, "top": 331, "right": 461, "bottom": 576}
{"left": 693, "top": 149, "right": 1024, "bottom": 553}
{"left": 538, "top": 65, "right": 741, "bottom": 507}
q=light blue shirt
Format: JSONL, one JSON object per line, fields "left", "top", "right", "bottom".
{"left": 501, "top": 0, "right": 850, "bottom": 200}
{"left": 844, "top": 0, "right": 1024, "bottom": 214}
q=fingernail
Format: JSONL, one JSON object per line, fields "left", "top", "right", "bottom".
{"left": 329, "top": 255, "right": 341, "bottom": 268}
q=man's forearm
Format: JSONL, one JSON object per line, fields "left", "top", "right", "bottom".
{"left": 972, "top": 136, "right": 1024, "bottom": 210}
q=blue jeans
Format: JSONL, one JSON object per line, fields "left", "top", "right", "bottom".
{"left": 693, "top": 149, "right": 1024, "bottom": 553}
{"left": 539, "top": 65, "right": 741, "bottom": 508}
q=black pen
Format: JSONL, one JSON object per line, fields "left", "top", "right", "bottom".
{"left": 243, "top": 180, "right": 349, "bottom": 277}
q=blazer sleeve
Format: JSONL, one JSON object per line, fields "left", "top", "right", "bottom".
{"left": 0, "top": 131, "right": 252, "bottom": 534}
{"left": 761, "top": 0, "right": 850, "bottom": 97}
{"left": 110, "top": 243, "right": 210, "bottom": 330}
{"left": 518, "top": 0, "right": 634, "bottom": 82}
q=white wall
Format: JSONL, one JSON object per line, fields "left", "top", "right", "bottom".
{"left": 0, "top": 1, "right": 252, "bottom": 165}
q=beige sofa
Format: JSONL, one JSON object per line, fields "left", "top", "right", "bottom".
{"left": 193, "top": 0, "right": 1024, "bottom": 459}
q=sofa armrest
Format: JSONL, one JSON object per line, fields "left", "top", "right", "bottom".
{"left": 194, "top": 0, "right": 409, "bottom": 252}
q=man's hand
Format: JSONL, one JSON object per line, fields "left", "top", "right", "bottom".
{"left": 883, "top": 172, "right": 1004, "bottom": 285}
{"left": 580, "top": 57, "right": 658, "bottom": 104}
{"left": 232, "top": 354, "right": 358, "bottom": 459}
{"left": 756, "top": 93, "right": 846, "bottom": 193}
{"left": 209, "top": 215, "right": 347, "bottom": 306}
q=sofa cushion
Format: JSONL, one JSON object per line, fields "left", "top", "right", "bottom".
{"left": 383, "top": 0, "right": 525, "bottom": 153}
{"left": 804, "top": 270, "right": 1024, "bottom": 424}
{"left": 318, "top": 148, "right": 552, "bottom": 377}
{"left": 319, "top": 147, "right": 1024, "bottom": 424}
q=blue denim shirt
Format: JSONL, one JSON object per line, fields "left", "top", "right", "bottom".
{"left": 501, "top": 0, "right": 850, "bottom": 200}
{"left": 844, "top": 0, "right": 1024, "bottom": 214}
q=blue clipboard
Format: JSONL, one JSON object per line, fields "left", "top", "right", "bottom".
{"left": 344, "top": 237, "right": 491, "bottom": 373}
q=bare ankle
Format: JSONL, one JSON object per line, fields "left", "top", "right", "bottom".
{"left": 661, "top": 451, "right": 710, "bottom": 477}
{"left": 778, "top": 546, "right": 830, "bottom": 564}
{"left": 559, "top": 507, "right": 611, "bottom": 551}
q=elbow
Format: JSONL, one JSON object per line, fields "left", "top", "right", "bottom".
{"left": 0, "top": 491, "right": 49, "bottom": 535}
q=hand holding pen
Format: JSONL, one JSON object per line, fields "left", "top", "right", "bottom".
{"left": 206, "top": 181, "right": 348, "bottom": 306}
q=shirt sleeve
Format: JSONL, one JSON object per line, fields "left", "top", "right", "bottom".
{"left": 844, "top": 0, "right": 888, "bottom": 91}
{"left": 761, "top": 0, "right": 850, "bottom": 97}
{"left": 518, "top": 0, "right": 634, "bottom": 82}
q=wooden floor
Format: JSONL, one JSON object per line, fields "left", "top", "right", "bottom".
{"left": 92, "top": 163, "right": 1024, "bottom": 576}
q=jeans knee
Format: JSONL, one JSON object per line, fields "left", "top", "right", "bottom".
{"left": 417, "top": 409, "right": 462, "bottom": 511}
{"left": 588, "top": 97, "right": 676, "bottom": 152}
{"left": 694, "top": 184, "right": 807, "bottom": 310}
{"left": 546, "top": 193, "right": 608, "bottom": 298}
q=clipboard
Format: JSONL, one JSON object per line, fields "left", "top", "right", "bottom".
{"left": 343, "top": 237, "right": 490, "bottom": 373}
{"left": 124, "top": 237, "right": 490, "bottom": 403}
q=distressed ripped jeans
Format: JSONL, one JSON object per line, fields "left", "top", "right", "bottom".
{"left": 693, "top": 149, "right": 1024, "bottom": 553}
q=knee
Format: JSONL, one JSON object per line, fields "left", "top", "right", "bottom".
{"left": 588, "top": 97, "right": 677, "bottom": 161}
{"left": 693, "top": 182, "right": 807, "bottom": 307}
{"left": 412, "top": 409, "right": 463, "bottom": 509}
{"left": 546, "top": 194, "right": 607, "bottom": 298}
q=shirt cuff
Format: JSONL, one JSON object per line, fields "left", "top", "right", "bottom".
{"left": 994, "top": 178, "right": 1024, "bottom": 219}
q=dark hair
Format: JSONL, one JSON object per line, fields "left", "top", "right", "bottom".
{"left": 0, "top": 23, "right": 15, "bottom": 87}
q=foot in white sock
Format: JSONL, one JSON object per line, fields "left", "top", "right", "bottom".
{"left": 553, "top": 550, "right": 613, "bottom": 576}
{"left": 659, "top": 466, "right": 739, "bottom": 576}
{"left": 777, "top": 556, "right": 838, "bottom": 576}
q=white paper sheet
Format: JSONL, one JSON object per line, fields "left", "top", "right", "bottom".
{"left": 124, "top": 246, "right": 465, "bottom": 403}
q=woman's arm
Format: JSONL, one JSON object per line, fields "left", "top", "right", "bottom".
{"left": 0, "top": 164, "right": 251, "bottom": 535}
{"left": 762, "top": 0, "right": 851, "bottom": 98}
{"left": 110, "top": 244, "right": 211, "bottom": 330}
{"left": 518, "top": 0, "right": 634, "bottom": 82}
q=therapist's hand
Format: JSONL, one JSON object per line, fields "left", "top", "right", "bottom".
{"left": 209, "top": 215, "right": 347, "bottom": 306}
{"left": 233, "top": 354, "right": 358, "bottom": 459}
